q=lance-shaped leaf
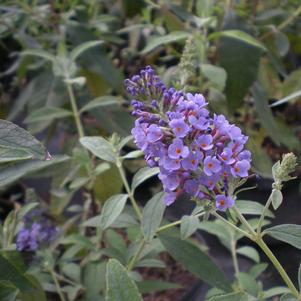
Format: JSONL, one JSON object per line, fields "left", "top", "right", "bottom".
{"left": 264, "top": 224, "right": 301, "bottom": 250}
{"left": 25, "top": 107, "right": 73, "bottom": 124}
{"left": 106, "top": 259, "right": 143, "bottom": 301}
{"left": 206, "top": 292, "right": 247, "bottom": 301}
{"left": 70, "top": 40, "right": 103, "bottom": 62}
{"left": 0, "top": 120, "right": 46, "bottom": 160}
{"left": 79, "top": 96, "right": 121, "bottom": 113}
{"left": 131, "top": 167, "right": 159, "bottom": 193}
{"left": 141, "top": 192, "right": 165, "bottom": 241}
{"left": 80, "top": 136, "right": 116, "bottom": 163}
{"left": 159, "top": 235, "right": 231, "bottom": 292}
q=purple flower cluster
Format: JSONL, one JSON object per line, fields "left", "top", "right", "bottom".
{"left": 125, "top": 66, "right": 251, "bottom": 211}
{"left": 16, "top": 210, "right": 58, "bottom": 252}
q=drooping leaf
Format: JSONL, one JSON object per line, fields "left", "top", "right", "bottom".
{"left": 137, "top": 280, "right": 181, "bottom": 294}
{"left": 0, "top": 147, "right": 32, "bottom": 163}
{"left": 236, "top": 246, "right": 260, "bottom": 263}
{"left": 21, "top": 49, "right": 57, "bottom": 64}
{"left": 180, "top": 215, "right": 200, "bottom": 239}
{"left": 0, "top": 281, "right": 19, "bottom": 301}
{"left": 159, "top": 234, "right": 231, "bottom": 292}
{"left": 80, "top": 136, "right": 116, "bottom": 163}
{"left": 79, "top": 96, "right": 121, "bottom": 113}
{"left": 105, "top": 259, "right": 143, "bottom": 301}
{"left": 131, "top": 167, "right": 159, "bottom": 192}
{"left": 0, "top": 254, "right": 34, "bottom": 292}
{"left": 206, "top": 292, "right": 247, "bottom": 301}
{"left": 219, "top": 36, "right": 262, "bottom": 111}
{"left": 210, "top": 30, "right": 266, "bottom": 50}
{"left": 201, "top": 64, "right": 227, "bottom": 91}
{"left": 25, "top": 107, "right": 73, "bottom": 124}
{"left": 280, "top": 293, "right": 297, "bottom": 301}
{"left": 0, "top": 155, "right": 69, "bottom": 188}
{"left": 270, "top": 90, "right": 301, "bottom": 107}
{"left": 235, "top": 200, "right": 274, "bottom": 218}
{"left": 135, "top": 258, "right": 166, "bottom": 268}
{"left": 70, "top": 40, "right": 103, "bottom": 62}
{"left": 99, "top": 194, "right": 128, "bottom": 229}
{"left": 141, "top": 192, "right": 165, "bottom": 241}
{"left": 0, "top": 120, "right": 46, "bottom": 160}
{"left": 236, "top": 272, "right": 259, "bottom": 296}
{"left": 298, "top": 263, "right": 301, "bottom": 290}
{"left": 141, "top": 31, "right": 191, "bottom": 54}
{"left": 265, "top": 224, "right": 301, "bottom": 249}
{"left": 263, "top": 287, "right": 290, "bottom": 299}
{"left": 252, "top": 82, "right": 300, "bottom": 149}
{"left": 249, "top": 263, "right": 268, "bottom": 278}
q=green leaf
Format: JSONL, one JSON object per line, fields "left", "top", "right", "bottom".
{"left": 0, "top": 120, "right": 46, "bottom": 160}
{"left": 79, "top": 96, "right": 121, "bottom": 113}
{"left": 236, "top": 272, "right": 258, "bottom": 296}
{"left": 219, "top": 35, "right": 262, "bottom": 111}
{"left": 271, "top": 189, "right": 283, "bottom": 210}
{"left": 141, "top": 192, "right": 165, "bottom": 242}
{"left": 110, "top": 213, "right": 138, "bottom": 228}
{"left": 0, "top": 254, "right": 34, "bottom": 292}
{"left": 21, "top": 49, "right": 57, "bottom": 64}
{"left": 25, "top": 107, "right": 73, "bottom": 124}
{"left": 280, "top": 293, "right": 297, "bottom": 301}
{"left": 0, "top": 146, "right": 32, "bottom": 163}
{"left": 237, "top": 246, "right": 260, "bottom": 263}
{"left": 235, "top": 200, "right": 274, "bottom": 218}
{"left": 137, "top": 280, "right": 181, "bottom": 294}
{"left": 252, "top": 82, "right": 300, "bottom": 149}
{"left": 122, "top": 150, "right": 144, "bottom": 160}
{"left": 265, "top": 224, "right": 301, "bottom": 249}
{"left": 80, "top": 136, "right": 116, "bottom": 163}
{"left": 201, "top": 64, "right": 227, "bottom": 91}
{"left": 0, "top": 155, "right": 69, "bottom": 188}
{"left": 206, "top": 292, "right": 247, "bottom": 301}
{"left": 131, "top": 167, "right": 159, "bottom": 192}
{"left": 249, "top": 263, "right": 268, "bottom": 278}
{"left": 99, "top": 194, "right": 128, "bottom": 229}
{"left": 60, "top": 234, "right": 95, "bottom": 249}
{"left": 0, "top": 281, "right": 19, "bottom": 301}
{"left": 263, "top": 287, "right": 290, "bottom": 299}
{"left": 159, "top": 235, "right": 231, "bottom": 292}
{"left": 141, "top": 31, "right": 191, "bottom": 54}
{"left": 135, "top": 258, "right": 166, "bottom": 268}
{"left": 180, "top": 215, "right": 200, "bottom": 239}
{"left": 270, "top": 90, "right": 301, "bottom": 107}
{"left": 209, "top": 30, "right": 266, "bottom": 50}
{"left": 298, "top": 263, "right": 301, "bottom": 291}
{"left": 106, "top": 259, "right": 143, "bottom": 301}
{"left": 70, "top": 40, "right": 103, "bottom": 62}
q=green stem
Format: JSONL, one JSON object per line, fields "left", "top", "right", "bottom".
{"left": 257, "top": 191, "right": 273, "bottom": 234}
{"left": 232, "top": 206, "right": 257, "bottom": 236}
{"left": 232, "top": 206, "right": 299, "bottom": 298}
{"left": 66, "top": 81, "right": 85, "bottom": 138}
{"left": 230, "top": 235, "right": 239, "bottom": 277}
{"left": 49, "top": 268, "right": 66, "bottom": 301}
{"left": 157, "top": 211, "right": 206, "bottom": 233}
{"left": 116, "top": 159, "right": 142, "bottom": 221}
{"left": 212, "top": 211, "right": 253, "bottom": 239}
{"left": 127, "top": 240, "right": 146, "bottom": 271}
{"left": 257, "top": 238, "right": 299, "bottom": 298}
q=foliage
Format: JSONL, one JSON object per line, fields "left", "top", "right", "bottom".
{"left": 0, "top": 1, "right": 301, "bottom": 301}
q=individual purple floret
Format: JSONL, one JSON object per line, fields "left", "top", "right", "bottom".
{"left": 16, "top": 211, "right": 58, "bottom": 252}
{"left": 125, "top": 66, "right": 252, "bottom": 211}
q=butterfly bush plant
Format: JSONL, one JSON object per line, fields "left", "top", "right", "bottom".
{"left": 0, "top": 65, "right": 300, "bottom": 301}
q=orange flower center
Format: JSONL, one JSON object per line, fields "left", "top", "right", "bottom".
{"left": 219, "top": 199, "right": 225, "bottom": 206}
{"left": 234, "top": 167, "right": 239, "bottom": 172}
{"left": 191, "top": 159, "right": 196, "bottom": 165}
{"left": 208, "top": 163, "right": 213, "bottom": 168}
{"left": 176, "top": 127, "right": 181, "bottom": 132}
{"left": 176, "top": 148, "right": 181, "bottom": 154}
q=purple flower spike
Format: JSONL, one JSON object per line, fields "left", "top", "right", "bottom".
{"left": 198, "top": 134, "right": 213, "bottom": 151}
{"left": 183, "top": 179, "right": 200, "bottom": 196}
{"left": 146, "top": 124, "right": 163, "bottom": 143}
{"left": 168, "top": 139, "right": 189, "bottom": 159}
{"left": 231, "top": 160, "right": 251, "bottom": 177}
{"left": 162, "top": 157, "right": 181, "bottom": 171}
{"left": 169, "top": 118, "right": 190, "bottom": 138}
{"left": 187, "top": 93, "right": 207, "bottom": 107}
{"left": 203, "top": 156, "right": 221, "bottom": 176}
{"left": 215, "top": 195, "right": 235, "bottom": 211}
